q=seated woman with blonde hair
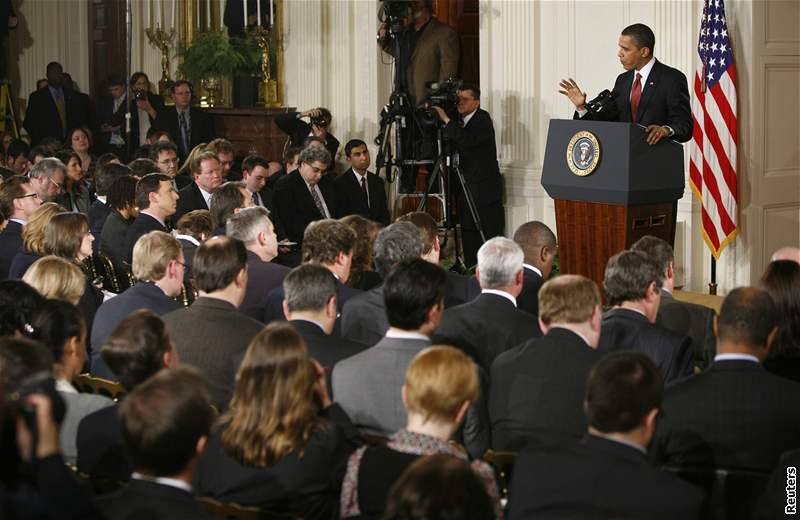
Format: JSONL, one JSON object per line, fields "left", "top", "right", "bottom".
{"left": 22, "top": 255, "right": 86, "bottom": 305}
{"left": 194, "top": 322, "right": 360, "bottom": 519}
{"left": 340, "top": 345, "right": 502, "bottom": 519}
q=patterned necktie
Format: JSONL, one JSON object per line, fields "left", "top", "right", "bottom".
{"left": 178, "top": 111, "right": 190, "bottom": 154}
{"left": 54, "top": 94, "right": 66, "bottom": 133}
{"left": 310, "top": 185, "right": 328, "bottom": 218}
{"left": 360, "top": 175, "right": 370, "bottom": 208}
{"left": 630, "top": 72, "right": 642, "bottom": 122}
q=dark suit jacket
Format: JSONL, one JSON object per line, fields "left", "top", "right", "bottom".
{"left": 332, "top": 168, "right": 390, "bottom": 226}
{"left": 100, "top": 210, "right": 133, "bottom": 276}
{"left": 598, "top": 307, "right": 693, "bottom": 384}
{"left": 152, "top": 106, "right": 214, "bottom": 159}
{"left": 174, "top": 181, "right": 209, "bottom": 222}
{"left": 264, "top": 279, "right": 361, "bottom": 338}
{"left": 240, "top": 250, "right": 290, "bottom": 322}
{"left": 95, "top": 478, "right": 213, "bottom": 520}
{"left": 88, "top": 200, "right": 111, "bottom": 254}
{"left": 97, "top": 92, "right": 165, "bottom": 152}
{"left": 275, "top": 112, "right": 340, "bottom": 160}
{"left": 444, "top": 270, "right": 478, "bottom": 308}
{"left": 90, "top": 282, "right": 182, "bottom": 379}
{"left": 432, "top": 292, "right": 541, "bottom": 371}
{"left": 341, "top": 285, "right": 387, "bottom": 347}
{"left": 124, "top": 212, "right": 167, "bottom": 263}
{"left": 578, "top": 59, "right": 693, "bottom": 143}
{"left": 517, "top": 265, "right": 544, "bottom": 318}
{"left": 8, "top": 250, "right": 40, "bottom": 280}
{"left": 76, "top": 404, "right": 130, "bottom": 480}
{"left": 23, "top": 86, "right": 91, "bottom": 145}
{"left": 289, "top": 319, "right": 367, "bottom": 386}
{"left": 194, "top": 404, "right": 359, "bottom": 520}
{"left": 0, "top": 220, "right": 23, "bottom": 280}
{"left": 657, "top": 290, "right": 716, "bottom": 370}
{"left": 162, "top": 297, "right": 265, "bottom": 410}
{"left": 271, "top": 170, "right": 337, "bottom": 244}
{"left": 177, "top": 237, "right": 199, "bottom": 285}
{"left": 489, "top": 327, "right": 603, "bottom": 451}
{"left": 651, "top": 359, "right": 800, "bottom": 472}
{"left": 508, "top": 435, "right": 704, "bottom": 520}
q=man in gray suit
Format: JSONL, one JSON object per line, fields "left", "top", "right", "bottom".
{"left": 340, "top": 222, "right": 423, "bottom": 346}
{"left": 162, "top": 236, "right": 264, "bottom": 410}
{"left": 333, "top": 258, "right": 446, "bottom": 435}
{"left": 631, "top": 235, "right": 716, "bottom": 370}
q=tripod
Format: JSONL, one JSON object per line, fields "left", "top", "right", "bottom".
{"left": 418, "top": 126, "right": 486, "bottom": 271}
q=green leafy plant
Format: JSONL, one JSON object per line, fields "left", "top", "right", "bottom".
{"left": 230, "top": 34, "right": 263, "bottom": 78}
{"left": 177, "top": 30, "right": 246, "bottom": 82}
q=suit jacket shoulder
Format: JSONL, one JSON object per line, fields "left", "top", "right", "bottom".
{"left": 95, "top": 479, "right": 213, "bottom": 520}
{"left": 341, "top": 286, "right": 387, "bottom": 346}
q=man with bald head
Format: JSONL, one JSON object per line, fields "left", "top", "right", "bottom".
{"left": 513, "top": 221, "right": 557, "bottom": 317}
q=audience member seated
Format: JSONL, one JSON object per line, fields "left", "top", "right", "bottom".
{"left": 67, "top": 126, "right": 97, "bottom": 180}
{"left": 124, "top": 173, "right": 177, "bottom": 263}
{"left": 209, "top": 180, "right": 254, "bottom": 235}
{"left": 175, "top": 151, "right": 222, "bottom": 222}
{"left": 241, "top": 154, "right": 271, "bottom": 210}
{"left": 340, "top": 214, "right": 383, "bottom": 291}
{"left": 334, "top": 139, "right": 390, "bottom": 226}
{"left": 0, "top": 337, "right": 106, "bottom": 520}
{"left": 266, "top": 145, "right": 300, "bottom": 194}
{"left": 89, "top": 162, "right": 132, "bottom": 251}
{"left": 227, "top": 206, "right": 288, "bottom": 322}
{"left": 0, "top": 279, "right": 45, "bottom": 336}
{"left": 26, "top": 299, "right": 112, "bottom": 463}
{"left": 91, "top": 231, "right": 184, "bottom": 379}
{"left": 397, "top": 211, "right": 478, "bottom": 307}
{"left": 149, "top": 140, "right": 186, "bottom": 188}
{"left": 162, "top": 236, "right": 265, "bottom": 410}
{"left": 0, "top": 176, "right": 43, "bottom": 279}
{"left": 54, "top": 149, "right": 92, "bottom": 214}
{"left": 77, "top": 310, "right": 179, "bottom": 481}
{"left": 22, "top": 255, "right": 86, "bottom": 305}
{"left": 272, "top": 146, "right": 337, "bottom": 264}
{"left": 759, "top": 260, "right": 800, "bottom": 383}
{"left": 152, "top": 80, "right": 214, "bottom": 160}
{"left": 631, "top": 235, "right": 716, "bottom": 370}
{"left": 433, "top": 237, "right": 540, "bottom": 371}
{"left": 99, "top": 175, "right": 138, "bottom": 276}
{"left": 28, "top": 145, "right": 49, "bottom": 167}
{"left": 341, "top": 222, "right": 422, "bottom": 346}
{"left": 175, "top": 209, "right": 212, "bottom": 285}
{"left": 382, "top": 454, "right": 496, "bottom": 520}
{"left": 27, "top": 157, "right": 67, "bottom": 203}
{"left": 127, "top": 158, "right": 159, "bottom": 179}
{"left": 340, "top": 346, "right": 501, "bottom": 519}
{"left": 334, "top": 258, "right": 445, "bottom": 435}
{"left": 205, "top": 138, "right": 237, "bottom": 180}
{"left": 194, "top": 323, "right": 360, "bottom": 519}
{"left": 264, "top": 219, "right": 359, "bottom": 329}
{"left": 490, "top": 274, "right": 603, "bottom": 451}
{"left": 598, "top": 249, "right": 693, "bottom": 383}
{"left": 509, "top": 352, "right": 704, "bottom": 519}
{"left": 276, "top": 106, "right": 340, "bottom": 161}
{"left": 94, "top": 367, "right": 215, "bottom": 520}
{"left": 174, "top": 142, "right": 208, "bottom": 186}
{"left": 651, "top": 287, "right": 800, "bottom": 472}
{"left": 9, "top": 202, "right": 66, "bottom": 279}
{"left": 512, "top": 221, "right": 557, "bottom": 317}
{"left": 283, "top": 264, "right": 367, "bottom": 389}
{"left": 5, "top": 139, "right": 31, "bottom": 175}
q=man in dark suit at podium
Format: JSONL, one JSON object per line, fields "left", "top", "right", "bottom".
{"left": 559, "top": 23, "right": 692, "bottom": 146}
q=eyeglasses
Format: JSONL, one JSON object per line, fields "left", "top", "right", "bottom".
{"left": 175, "top": 260, "right": 188, "bottom": 270}
{"left": 46, "top": 176, "right": 64, "bottom": 192}
{"left": 15, "top": 192, "right": 39, "bottom": 200}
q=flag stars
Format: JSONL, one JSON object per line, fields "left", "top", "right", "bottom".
{"left": 707, "top": 71, "right": 715, "bottom": 81}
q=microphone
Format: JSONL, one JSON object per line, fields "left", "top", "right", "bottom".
{"left": 586, "top": 89, "right": 617, "bottom": 114}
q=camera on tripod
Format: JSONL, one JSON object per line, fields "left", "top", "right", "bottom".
{"left": 379, "top": 0, "right": 410, "bottom": 37}
{"left": 417, "top": 76, "right": 462, "bottom": 127}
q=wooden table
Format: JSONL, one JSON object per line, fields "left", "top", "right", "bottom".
{"left": 206, "top": 107, "right": 295, "bottom": 161}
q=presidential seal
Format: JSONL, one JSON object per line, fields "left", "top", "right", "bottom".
{"left": 566, "top": 131, "right": 600, "bottom": 176}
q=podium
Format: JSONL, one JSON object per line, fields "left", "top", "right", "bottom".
{"left": 541, "top": 119, "right": 685, "bottom": 291}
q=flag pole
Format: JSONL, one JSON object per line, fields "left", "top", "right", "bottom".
{"left": 709, "top": 255, "right": 717, "bottom": 295}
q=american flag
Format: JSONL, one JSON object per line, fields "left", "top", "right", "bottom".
{"left": 689, "top": 0, "right": 738, "bottom": 259}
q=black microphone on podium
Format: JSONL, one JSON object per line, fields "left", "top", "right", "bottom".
{"left": 586, "top": 89, "right": 618, "bottom": 115}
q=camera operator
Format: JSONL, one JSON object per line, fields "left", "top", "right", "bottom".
{"left": 432, "top": 83, "right": 504, "bottom": 268}
{"left": 275, "top": 107, "right": 340, "bottom": 163}
{"left": 129, "top": 72, "right": 166, "bottom": 152}
{"left": 377, "top": 0, "right": 459, "bottom": 107}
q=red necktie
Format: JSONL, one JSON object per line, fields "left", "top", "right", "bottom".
{"left": 630, "top": 72, "right": 642, "bottom": 122}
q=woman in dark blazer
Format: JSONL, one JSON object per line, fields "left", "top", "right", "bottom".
{"left": 194, "top": 323, "right": 360, "bottom": 519}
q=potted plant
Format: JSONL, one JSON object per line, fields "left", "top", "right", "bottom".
{"left": 230, "top": 32, "right": 263, "bottom": 108}
{"left": 176, "top": 30, "right": 245, "bottom": 107}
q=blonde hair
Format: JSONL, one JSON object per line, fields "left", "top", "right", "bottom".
{"left": 538, "top": 275, "right": 600, "bottom": 325}
{"left": 132, "top": 231, "right": 182, "bottom": 281}
{"left": 22, "top": 203, "right": 66, "bottom": 256}
{"left": 23, "top": 256, "right": 85, "bottom": 304}
{"left": 177, "top": 142, "right": 208, "bottom": 177}
{"left": 404, "top": 346, "right": 479, "bottom": 423}
{"left": 220, "top": 323, "right": 320, "bottom": 466}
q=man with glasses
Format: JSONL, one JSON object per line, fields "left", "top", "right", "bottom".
{"left": 149, "top": 140, "right": 187, "bottom": 188}
{"left": 433, "top": 83, "right": 504, "bottom": 267}
{"left": 0, "top": 176, "right": 42, "bottom": 279}
{"left": 27, "top": 157, "right": 66, "bottom": 202}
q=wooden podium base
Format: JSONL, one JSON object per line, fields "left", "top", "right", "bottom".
{"left": 554, "top": 199, "right": 676, "bottom": 293}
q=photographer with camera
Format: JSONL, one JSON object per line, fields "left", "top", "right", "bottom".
{"left": 275, "top": 107, "right": 340, "bottom": 164}
{"left": 432, "top": 83, "right": 504, "bottom": 268}
{"left": 129, "top": 72, "right": 166, "bottom": 152}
